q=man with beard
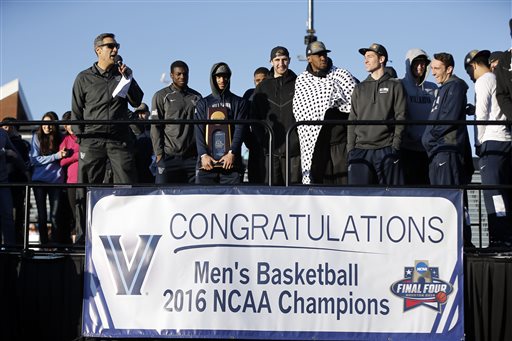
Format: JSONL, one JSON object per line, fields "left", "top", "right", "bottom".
{"left": 293, "top": 41, "right": 358, "bottom": 185}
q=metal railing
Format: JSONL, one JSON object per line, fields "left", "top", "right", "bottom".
{"left": 1, "top": 118, "right": 509, "bottom": 254}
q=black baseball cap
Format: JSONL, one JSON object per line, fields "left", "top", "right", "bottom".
{"left": 359, "top": 43, "right": 388, "bottom": 62}
{"left": 270, "top": 46, "right": 290, "bottom": 60}
{"left": 464, "top": 49, "right": 491, "bottom": 68}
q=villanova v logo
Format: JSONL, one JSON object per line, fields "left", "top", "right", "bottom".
{"left": 99, "top": 235, "right": 162, "bottom": 295}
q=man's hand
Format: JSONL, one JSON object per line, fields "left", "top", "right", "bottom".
{"left": 200, "top": 154, "right": 216, "bottom": 171}
{"left": 118, "top": 63, "right": 132, "bottom": 78}
{"left": 219, "top": 152, "right": 235, "bottom": 170}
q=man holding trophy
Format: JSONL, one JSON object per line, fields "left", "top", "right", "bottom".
{"left": 194, "top": 62, "right": 248, "bottom": 184}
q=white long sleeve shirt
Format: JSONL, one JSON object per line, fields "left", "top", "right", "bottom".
{"left": 475, "top": 72, "right": 511, "bottom": 145}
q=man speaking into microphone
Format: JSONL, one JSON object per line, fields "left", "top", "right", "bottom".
{"left": 71, "top": 33, "right": 143, "bottom": 243}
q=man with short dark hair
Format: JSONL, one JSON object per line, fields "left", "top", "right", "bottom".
{"left": 422, "top": 52, "right": 472, "bottom": 186}
{"left": 72, "top": 32, "right": 143, "bottom": 184}
{"left": 151, "top": 60, "right": 202, "bottom": 184}
{"left": 195, "top": 63, "right": 248, "bottom": 184}
{"left": 347, "top": 43, "right": 406, "bottom": 185}
{"left": 71, "top": 33, "right": 143, "bottom": 245}
{"left": 465, "top": 49, "right": 512, "bottom": 247}
{"left": 243, "top": 66, "right": 269, "bottom": 183}
{"left": 294, "top": 41, "right": 358, "bottom": 184}
{"left": 252, "top": 46, "right": 301, "bottom": 185}
{"left": 243, "top": 67, "right": 269, "bottom": 101}
{"left": 422, "top": 52, "right": 474, "bottom": 247}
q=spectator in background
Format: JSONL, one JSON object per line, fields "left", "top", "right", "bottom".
{"left": 347, "top": 43, "right": 406, "bottom": 185}
{"left": 2, "top": 117, "right": 30, "bottom": 244}
{"left": 0, "top": 128, "right": 23, "bottom": 247}
{"left": 294, "top": 41, "right": 358, "bottom": 184}
{"left": 252, "top": 46, "right": 301, "bottom": 185}
{"left": 495, "top": 19, "right": 512, "bottom": 120}
{"left": 30, "top": 111, "right": 66, "bottom": 245}
{"left": 195, "top": 62, "right": 248, "bottom": 184}
{"left": 243, "top": 67, "right": 269, "bottom": 101}
{"left": 489, "top": 51, "right": 504, "bottom": 73}
{"left": 243, "top": 66, "right": 269, "bottom": 183}
{"left": 465, "top": 49, "right": 512, "bottom": 248}
{"left": 400, "top": 49, "right": 437, "bottom": 185}
{"left": 150, "top": 61, "right": 201, "bottom": 184}
{"left": 131, "top": 103, "right": 154, "bottom": 183}
{"left": 60, "top": 111, "right": 80, "bottom": 243}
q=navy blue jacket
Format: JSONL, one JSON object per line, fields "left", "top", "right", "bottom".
{"left": 194, "top": 63, "right": 248, "bottom": 165}
{"left": 422, "top": 75, "right": 469, "bottom": 157}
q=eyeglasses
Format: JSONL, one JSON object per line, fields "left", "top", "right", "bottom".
{"left": 98, "top": 42, "right": 120, "bottom": 49}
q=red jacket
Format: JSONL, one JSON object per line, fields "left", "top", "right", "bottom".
{"left": 59, "top": 134, "right": 79, "bottom": 183}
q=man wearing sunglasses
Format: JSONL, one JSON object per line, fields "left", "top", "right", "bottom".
{"left": 71, "top": 33, "right": 144, "bottom": 243}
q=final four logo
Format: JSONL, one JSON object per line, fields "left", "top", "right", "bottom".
{"left": 390, "top": 260, "right": 453, "bottom": 312}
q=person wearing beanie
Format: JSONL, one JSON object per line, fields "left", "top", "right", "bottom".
{"left": 400, "top": 49, "right": 437, "bottom": 185}
{"left": 194, "top": 62, "right": 248, "bottom": 184}
{"left": 293, "top": 41, "right": 358, "bottom": 185}
{"left": 347, "top": 43, "right": 406, "bottom": 185}
{"left": 251, "top": 46, "right": 301, "bottom": 185}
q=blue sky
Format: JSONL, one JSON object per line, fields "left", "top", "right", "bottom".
{"left": 1, "top": 0, "right": 511, "bottom": 121}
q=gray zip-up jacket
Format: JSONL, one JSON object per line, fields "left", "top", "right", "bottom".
{"left": 347, "top": 72, "right": 406, "bottom": 152}
{"left": 71, "top": 63, "right": 144, "bottom": 143}
{"left": 150, "top": 84, "right": 202, "bottom": 158}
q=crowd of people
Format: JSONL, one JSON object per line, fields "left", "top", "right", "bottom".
{"left": 1, "top": 23, "right": 512, "bottom": 249}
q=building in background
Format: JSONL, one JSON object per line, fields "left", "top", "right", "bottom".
{"left": 0, "top": 79, "right": 33, "bottom": 121}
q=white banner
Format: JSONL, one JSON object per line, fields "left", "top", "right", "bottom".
{"left": 82, "top": 187, "right": 464, "bottom": 340}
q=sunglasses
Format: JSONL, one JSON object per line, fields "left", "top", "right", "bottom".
{"left": 98, "top": 42, "right": 120, "bottom": 49}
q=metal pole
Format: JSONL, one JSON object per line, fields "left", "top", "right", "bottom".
{"left": 307, "top": 0, "right": 314, "bottom": 35}
{"left": 304, "top": 0, "right": 317, "bottom": 45}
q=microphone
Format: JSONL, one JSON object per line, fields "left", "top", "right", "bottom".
{"left": 114, "top": 54, "right": 132, "bottom": 78}
{"left": 114, "top": 55, "right": 123, "bottom": 68}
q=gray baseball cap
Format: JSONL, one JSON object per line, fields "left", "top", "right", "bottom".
{"left": 306, "top": 41, "right": 331, "bottom": 56}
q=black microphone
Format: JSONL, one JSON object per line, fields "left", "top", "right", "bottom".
{"left": 114, "top": 55, "right": 123, "bottom": 68}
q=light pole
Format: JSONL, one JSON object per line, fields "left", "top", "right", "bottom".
{"left": 298, "top": 0, "right": 317, "bottom": 61}
{"left": 304, "top": 0, "right": 317, "bottom": 46}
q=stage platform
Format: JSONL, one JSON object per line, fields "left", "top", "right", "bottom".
{"left": 0, "top": 250, "right": 510, "bottom": 341}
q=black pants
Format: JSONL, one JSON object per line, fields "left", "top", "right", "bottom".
{"left": 348, "top": 147, "right": 404, "bottom": 185}
{"left": 479, "top": 141, "right": 512, "bottom": 244}
{"left": 76, "top": 139, "right": 137, "bottom": 244}
{"left": 155, "top": 155, "right": 196, "bottom": 184}
{"left": 265, "top": 154, "right": 301, "bottom": 185}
